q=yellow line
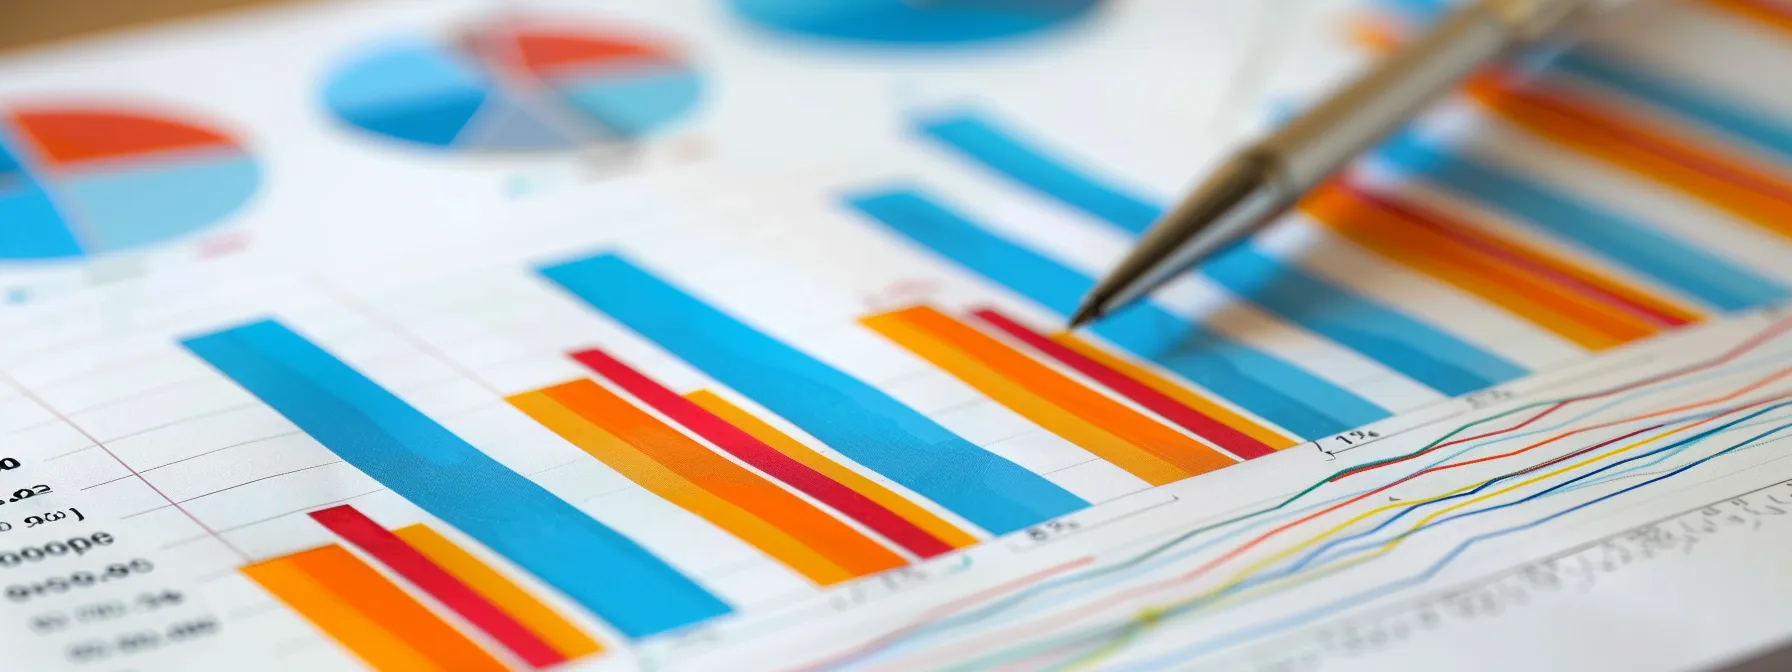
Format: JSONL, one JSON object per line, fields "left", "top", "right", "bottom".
{"left": 1172, "top": 420, "right": 1706, "bottom": 612}
{"left": 1059, "top": 419, "right": 1720, "bottom": 670}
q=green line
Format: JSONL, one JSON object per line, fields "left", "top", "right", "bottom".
{"left": 889, "top": 405, "right": 1556, "bottom": 671}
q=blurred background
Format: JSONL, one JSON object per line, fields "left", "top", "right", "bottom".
{"left": 1, "top": 0, "right": 298, "bottom": 51}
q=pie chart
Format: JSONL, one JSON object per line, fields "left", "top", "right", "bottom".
{"left": 0, "top": 106, "right": 260, "bottom": 261}
{"left": 732, "top": 0, "right": 1101, "bottom": 44}
{"left": 323, "top": 19, "right": 702, "bottom": 151}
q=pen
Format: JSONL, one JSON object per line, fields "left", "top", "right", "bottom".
{"left": 1070, "top": 0, "right": 1634, "bottom": 328}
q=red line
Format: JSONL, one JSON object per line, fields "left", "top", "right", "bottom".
{"left": 1336, "top": 366, "right": 1792, "bottom": 485}
{"left": 1332, "top": 398, "right": 1571, "bottom": 482}
{"left": 969, "top": 308, "right": 1274, "bottom": 460}
{"left": 1339, "top": 182, "right": 1690, "bottom": 328}
{"left": 307, "top": 505, "right": 564, "bottom": 669}
{"left": 568, "top": 348, "right": 955, "bottom": 559}
{"left": 1333, "top": 313, "right": 1792, "bottom": 481}
{"left": 1185, "top": 321, "right": 1792, "bottom": 575}
{"left": 894, "top": 387, "right": 1787, "bottom": 670}
{"left": 846, "top": 314, "right": 1792, "bottom": 668}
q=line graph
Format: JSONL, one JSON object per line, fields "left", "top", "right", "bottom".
{"left": 979, "top": 407, "right": 1792, "bottom": 669}
{"left": 935, "top": 414, "right": 1786, "bottom": 667}
{"left": 10, "top": 0, "right": 1792, "bottom": 667}
{"left": 1098, "top": 420, "right": 1792, "bottom": 671}
{"left": 785, "top": 310, "right": 1792, "bottom": 671}
{"left": 1225, "top": 475, "right": 1792, "bottom": 671}
{"left": 791, "top": 338, "right": 1792, "bottom": 670}
{"left": 21, "top": 221, "right": 1775, "bottom": 670}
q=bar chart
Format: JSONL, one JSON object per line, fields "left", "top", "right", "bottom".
{"left": 242, "top": 506, "right": 602, "bottom": 670}
{"left": 243, "top": 544, "right": 511, "bottom": 672}
{"left": 178, "top": 48, "right": 1792, "bottom": 652}
{"left": 911, "top": 111, "right": 1530, "bottom": 394}
{"left": 1366, "top": 129, "right": 1786, "bottom": 313}
{"left": 559, "top": 347, "right": 962, "bottom": 560}
{"left": 1358, "top": 0, "right": 1792, "bottom": 315}
{"left": 5, "top": 0, "right": 1792, "bottom": 669}
{"left": 848, "top": 184, "right": 1394, "bottom": 438}
{"left": 508, "top": 377, "right": 909, "bottom": 585}
{"left": 182, "top": 320, "right": 733, "bottom": 640}
{"left": 535, "top": 253, "right": 1093, "bottom": 537}
{"left": 859, "top": 305, "right": 1236, "bottom": 482}
{"left": 839, "top": 30, "right": 1792, "bottom": 447}
{"left": 143, "top": 238, "right": 1375, "bottom": 668}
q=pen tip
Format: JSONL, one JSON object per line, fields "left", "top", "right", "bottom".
{"left": 1068, "top": 302, "right": 1103, "bottom": 330}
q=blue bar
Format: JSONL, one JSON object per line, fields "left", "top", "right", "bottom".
{"left": 1551, "top": 50, "right": 1792, "bottom": 162}
{"left": 1338, "top": 3, "right": 1787, "bottom": 311}
{"left": 1374, "top": 130, "right": 1787, "bottom": 312}
{"left": 1203, "top": 246, "right": 1524, "bottom": 395}
{"left": 916, "top": 111, "right": 1160, "bottom": 233}
{"left": 536, "top": 253, "right": 1088, "bottom": 535}
{"left": 1385, "top": 0, "right": 1792, "bottom": 161}
{"left": 849, "top": 187, "right": 1388, "bottom": 438}
{"left": 914, "top": 110, "right": 1525, "bottom": 395}
{"left": 181, "top": 320, "right": 730, "bottom": 638}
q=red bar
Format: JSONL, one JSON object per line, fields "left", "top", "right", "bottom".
{"left": 568, "top": 348, "right": 955, "bottom": 558}
{"left": 308, "top": 505, "right": 565, "bottom": 668}
{"left": 1339, "top": 180, "right": 1692, "bottom": 329}
{"left": 969, "top": 308, "right": 1275, "bottom": 460}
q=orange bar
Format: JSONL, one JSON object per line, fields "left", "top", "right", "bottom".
{"left": 863, "top": 306, "right": 1235, "bottom": 485}
{"left": 242, "top": 545, "right": 507, "bottom": 672}
{"left": 1466, "top": 70, "right": 1792, "bottom": 244}
{"left": 393, "top": 524, "right": 603, "bottom": 662}
{"left": 1704, "top": 0, "right": 1792, "bottom": 37}
{"left": 1352, "top": 178, "right": 1695, "bottom": 328}
{"left": 1302, "top": 183, "right": 1666, "bottom": 350}
{"left": 684, "top": 390, "right": 980, "bottom": 549}
{"left": 1048, "top": 333, "right": 1299, "bottom": 450}
{"left": 509, "top": 381, "right": 905, "bottom": 585}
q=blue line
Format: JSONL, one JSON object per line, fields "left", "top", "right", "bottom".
{"left": 1092, "top": 415, "right": 1716, "bottom": 627}
{"left": 1278, "top": 403, "right": 1789, "bottom": 587}
{"left": 913, "top": 109, "right": 1526, "bottom": 396}
{"left": 848, "top": 186, "right": 1387, "bottom": 438}
{"left": 535, "top": 252, "right": 1088, "bottom": 535}
{"left": 1117, "top": 419, "right": 1792, "bottom": 669}
{"left": 831, "top": 350, "right": 1792, "bottom": 669}
{"left": 181, "top": 319, "right": 731, "bottom": 638}
{"left": 1374, "top": 131, "right": 1786, "bottom": 312}
{"left": 1554, "top": 413, "right": 1792, "bottom": 491}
